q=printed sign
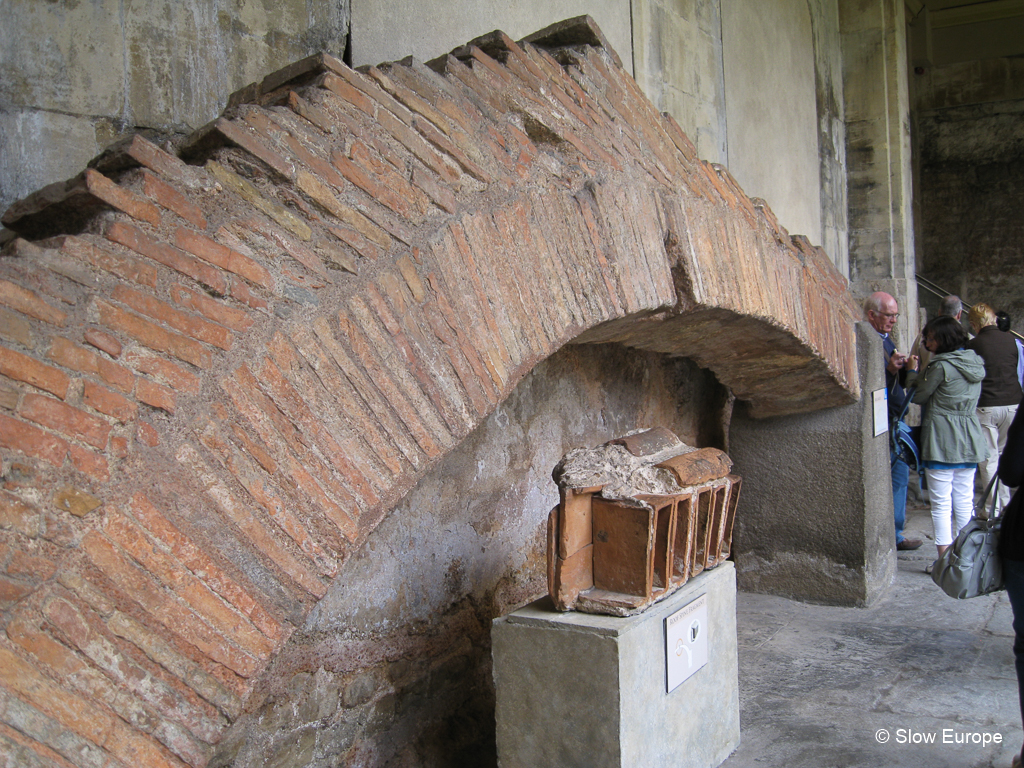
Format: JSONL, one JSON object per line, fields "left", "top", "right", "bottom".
{"left": 873, "top": 388, "right": 889, "bottom": 437}
{"left": 665, "top": 593, "right": 709, "bottom": 692}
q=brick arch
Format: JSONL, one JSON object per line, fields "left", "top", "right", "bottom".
{"left": 0, "top": 17, "right": 859, "bottom": 767}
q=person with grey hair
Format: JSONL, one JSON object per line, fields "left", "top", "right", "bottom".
{"left": 865, "top": 291, "right": 922, "bottom": 551}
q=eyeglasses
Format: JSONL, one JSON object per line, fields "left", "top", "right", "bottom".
{"left": 873, "top": 311, "right": 899, "bottom": 319}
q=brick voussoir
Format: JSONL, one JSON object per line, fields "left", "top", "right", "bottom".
{"left": 312, "top": 315, "right": 425, "bottom": 469}
{"left": 196, "top": 420, "right": 343, "bottom": 577}
{"left": 258, "top": 342, "right": 380, "bottom": 507}
{"left": 169, "top": 284, "right": 254, "bottom": 334}
{"left": 490, "top": 206, "right": 557, "bottom": 352}
{"left": 101, "top": 511, "right": 274, "bottom": 661}
{"left": 128, "top": 493, "right": 286, "bottom": 643}
{"left": 266, "top": 334, "right": 389, "bottom": 498}
{"left": 366, "top": 65, "right": 455, "bottom": 140}
{"left": 444, "top": 223, "right": 514, "bottom": 383}
{"left": 290, "top": 325, "right": 406, "bottom": 478}
{"left": 177, "top": 439, "right": 332, "bottom": 596}
{"left": 80, "top": 530, "right": 261, "bottom": 678}
{"left": 364, "top": 280, "right": 474, "bottom": 436}
{"left": 339, "top": 303, "right": 449, "bottom": 458}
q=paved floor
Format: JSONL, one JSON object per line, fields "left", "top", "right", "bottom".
{"left": 721, "top": 490, "right": 1021, "bottom": 768}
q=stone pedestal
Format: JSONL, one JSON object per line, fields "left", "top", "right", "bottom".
{"left": 492, "top": 562, "right": 739, "bottom": 768}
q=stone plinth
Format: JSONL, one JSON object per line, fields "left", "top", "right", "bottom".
{"left": 493, "top": 562, "right": 739, "bottom": 768}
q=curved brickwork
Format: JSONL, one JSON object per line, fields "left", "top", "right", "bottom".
{"left": 0, "top": 18, "right": 859, "bottom": 767}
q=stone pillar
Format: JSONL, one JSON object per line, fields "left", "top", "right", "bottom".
{"left": 727, "top": 322, "right": 896, "bottom": 606}
{"left": 493, "top": 563, "right": 740, "bottom": 768}
{"left": 842, "top": 0, "right": 919, "bottom": 351}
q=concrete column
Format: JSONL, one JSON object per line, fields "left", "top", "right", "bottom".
{"left": 728, "top": 322, "right": 896, "bottom": 606}
{"left": 842, "top": 0, "right": 919, "bottom": 351}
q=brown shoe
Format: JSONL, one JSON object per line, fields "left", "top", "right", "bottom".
{"left": 896, "top": 538, "right": 923, "bottom": 551}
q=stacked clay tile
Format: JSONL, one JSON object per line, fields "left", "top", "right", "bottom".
{"left": 548, "top": 427, "right": 741, "bottom": 616}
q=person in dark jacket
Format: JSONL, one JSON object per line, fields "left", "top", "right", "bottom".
{"left": 968, "top": 303, "right": 1024, "bottom": 513}
{"left": 997, "top": 406, "right": 1024, "bottom": 768}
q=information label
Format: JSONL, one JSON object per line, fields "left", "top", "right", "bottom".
{"left": 665, "top": 593, "right": 708, "bottom": 692}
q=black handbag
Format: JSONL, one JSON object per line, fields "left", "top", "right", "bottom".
{"left": 930, "top": 476, "right": 1004, "bottom": 599}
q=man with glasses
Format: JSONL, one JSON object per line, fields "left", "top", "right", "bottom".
{"left": 866, "top": 291, "right": 923, "bottom": 551}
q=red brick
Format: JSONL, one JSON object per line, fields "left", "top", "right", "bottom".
{"left": 0, "top": 412, "right": 69, "bottom": 466}
{"left": 102, "top": 511, "right": 273, "bottom": 659}
{"left": 214, "top": 117, "right": 296, "bottom": 180}
{"left": 19, "top": 393, "right": 112, "bottom": 450}
{"left": 137, "top": 421, "right": 159, "bottom": 447}
{"left": 169, "top": 284, "right": 253, "bottom": 333}
{"left": 125, "top": 352, "right": 200, "bottom": 395}
{"left": 111, "top": 435, "right": 129, "bottom": 458}
{"left": 0, "top": 721, "right": 81, "bottom": 768}
{"left": 174, "top": 228, "right": 273, "bottom": 291}
{"left": 226, "top": 275, "right": 267, "bottom": 310}
{"left": 80, "top": 530, "right": 260, "bottom": 678}
{"left": 126, "top": 134, "right": 202, "bottom": 189}
{"left": 0, "top": 346, "right": 70, "bottom": 399}
{"left": 142, "top": 169, "right": 207, "bottom": 229}
{"left": 84, "top": 169, "right": 162, "bottom": 227}
{"left": 107, "top": 221, "right": 228, "bottom": 296}
{"left": 0, "top": 306, "right": 33, "bottom": 347}
{"left": 111, "top": 284, "right": 233, "bottom": 351}
{"left": 0, "top": 574, "right": 35, "bottom": 602}
{"left": 0, "top": 641, "right": 116, "bottom": 747}
{"left": 128, "top": 493, "right": 285, "bottom": 642}
{"left": 83, "top": 380, "right": 138, "bottom": 422}
{"left": 60, "top": 234, "right": 159, "bottom": 288}
{"left": 7, "top": 549, "right": 58, "bottom": 581}
{"left": 68, "top": 445, "right": 109, "bottom": 482}
{"left": 289, "top": 326, "right": 406, "bottom": 477}
{"left": 83, "top": 328, "right": 123, "bottom": 358}
{"left": 135, "top": 377, "right": 175, "bottom": 414}
{"left": 262, "top": 338, "right": 379, "bottom": 507}
{"left": 97, "top": 300, "right": 211, "bottom": 369}
{"left": 410, "top": 165, "right": 457, "bottom": 214}
{"left": 48, "top": 337, "right": 134, "bottom": 394}
{"left": 0, "top": 278, "right": 68, "bottom": 326}
{"left": 175, "top": 441, "right": 329, "bottom": 598}
{"left": 0, "top": 491, "right": 43, "bottom": 538}
{"left": 321, "top": 71, "right": 376, "bottom": 116}
{"left": 228, "top": 216, "right": 327, "bottom": 280}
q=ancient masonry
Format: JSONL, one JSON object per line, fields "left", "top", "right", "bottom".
{"left": 0, "top": 17, "right": 859, "bottom": 768}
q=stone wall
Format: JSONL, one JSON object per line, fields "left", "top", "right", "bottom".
{"left": 0, "top": 0, "right": 350, "bottom": 216}
{"left": 914, "top": 57, "right": 1024, "bottom": 329}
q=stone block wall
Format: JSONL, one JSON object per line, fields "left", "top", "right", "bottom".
{"left": 914, "top": 57, "right": 1024, "bottom": 328}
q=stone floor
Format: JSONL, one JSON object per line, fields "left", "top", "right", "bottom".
{"left": 721, "top": 488, "right": 1021, "bottom": 768}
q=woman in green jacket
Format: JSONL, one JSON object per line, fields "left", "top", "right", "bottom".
{"left": 905, "top": 315, "right": 988, "bottom": 559}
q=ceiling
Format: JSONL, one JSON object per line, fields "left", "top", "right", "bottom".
{"left": 906, "top": 0, "right": 1024, "bottom": 66}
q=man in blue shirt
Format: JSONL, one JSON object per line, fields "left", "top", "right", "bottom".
{"left": 866, "top": 291, "right": 923, "bottom": 551}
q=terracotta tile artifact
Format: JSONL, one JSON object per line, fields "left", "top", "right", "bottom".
{"left": 548, "top": 428, "right": 741, "bottom": 616}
